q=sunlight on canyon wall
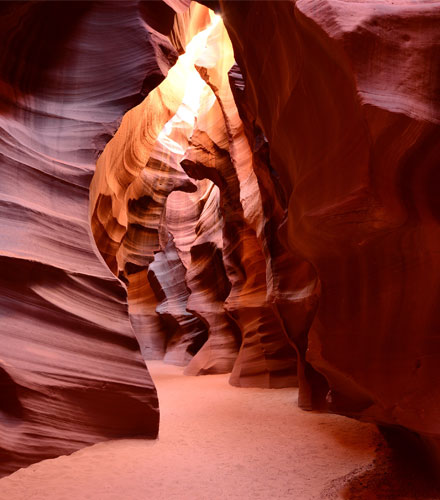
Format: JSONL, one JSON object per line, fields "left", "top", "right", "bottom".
{"left": 90, "top": 3, "right": 298, "bottom": 387}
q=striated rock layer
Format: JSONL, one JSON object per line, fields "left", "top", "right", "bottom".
{"left": 218, "top": 0, "right": 440, "bottom": 471}
{"left": 167, "top": 184, "right": 241, "bottom": 376}
{"left": 0, "top": 0, "right": 188, "bottom": 477}
{"left": 91, "top": 5, "right": 298, "bottom": 387}
{"left": 3, "top": 0, "right": 438, "bottom": 479}
{"left": 90, "top": 4, "right": 217, "bottom": 367}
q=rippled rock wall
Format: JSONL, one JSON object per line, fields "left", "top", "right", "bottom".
{"left": 91, "top": 5, "right": 297, "bottom": 389}
{"left": 218, "top": 0, "right": 440, "bottom": 470}
{"left": 2, "top": 0, "right": 439, "bottom": 478}
{"left": 0, "top": 0, "right": 187, "bottom": 477}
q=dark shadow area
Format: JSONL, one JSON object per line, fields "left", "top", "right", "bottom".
{"left": 0, "top": 1, "right": 92, "bottom": 95}
{"left": 0, "top": 368, "right": 23, "bottom": 422}
{"left": 321, "top": 427, "right": 440, "bottom": 499}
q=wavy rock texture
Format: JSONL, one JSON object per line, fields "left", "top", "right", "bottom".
{"left": 166, "top": 181, "right": 240, "bottom": 375}
{"left": 5, "top": 0, "right": 437, "bottom": 480}
{"left": 0, "top": 0, "right": 189, "bottom": 477}
{"left": 90, "top": 5, "right": 214, "bottom": 367}
{"left": 218, "top": 0, "right": 440, "bottom": 469}
{"left": 181, "top": 21, "right": 298, "bottom": 388}
{"left": 228, "top": 62, "right": 321, "bottom": 404}
{"left": 126, "top": 270, "right": 167, "bottom": 360}
{"left": 92, "top": 6, "right": 298, "bottom": 388}
{"left": 149, "top": 237, "right": 208, "bottom": 366}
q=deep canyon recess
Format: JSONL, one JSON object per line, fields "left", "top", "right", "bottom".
{"left": 0, "top": 0, "right": 439, "bottom": 481}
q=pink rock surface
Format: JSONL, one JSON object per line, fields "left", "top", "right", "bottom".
{"left": 0, "top": 0, "right": 184, "bottom": 476}
{"left": 2, "top": 0, "right": 439, "bottom": 480}
{"left": 168, "top": 185, "right": 240, "bottom": 375}
{"left": 149, "top": 238, "right": 208, "bottom": 365}
{"left": 166, "top": 184, "right": 241, "bottom": 375}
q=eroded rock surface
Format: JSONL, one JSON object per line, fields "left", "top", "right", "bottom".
{"left": 0, "top": 0, "right": 185, "bottom": 476}
{"left": 218, "top": 0, "right": 440, "bottom": 470}
{"left": 91, "top": 5, "right": 298, "bottom": 388}
{"left": 2, "top": 0, "right": 438, "bottom": 479}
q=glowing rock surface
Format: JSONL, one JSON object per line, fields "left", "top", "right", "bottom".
{"left": 1, "top": 0, "right": 439, "bottom": 479}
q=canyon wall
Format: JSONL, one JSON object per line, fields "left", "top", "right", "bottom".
{"left": 90, "top": 6, "right": 298, "bottom": 389}
{"left": 218, "top": 0, "right": 440, "bottom": 470}
{"left": 1, "top": 0, "right": 439, "bottom": 478}
{"left": 0, "top": 0, "right": 186, "bottom": 476}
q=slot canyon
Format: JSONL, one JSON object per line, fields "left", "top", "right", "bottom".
{"left": 0, "top": 1, "right": 439, "bottom": 498}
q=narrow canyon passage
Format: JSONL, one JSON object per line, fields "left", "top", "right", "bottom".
{"left": 1, "top": 0, "right": 440, "bottom": 497}
{"left": 0, "top": 362, "right": 380, "bottom": 500}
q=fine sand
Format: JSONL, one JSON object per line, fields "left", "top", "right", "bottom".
{"left": 0, "top": 362, "right": 384, "bottom": 499}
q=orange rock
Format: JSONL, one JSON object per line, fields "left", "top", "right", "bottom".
{"left": 220, "top": 0, "right": 440, "bottom": 470}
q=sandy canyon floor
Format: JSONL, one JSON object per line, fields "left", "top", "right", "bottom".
{"left": 0, "top": 362, "right": 436, "bottom": 500}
